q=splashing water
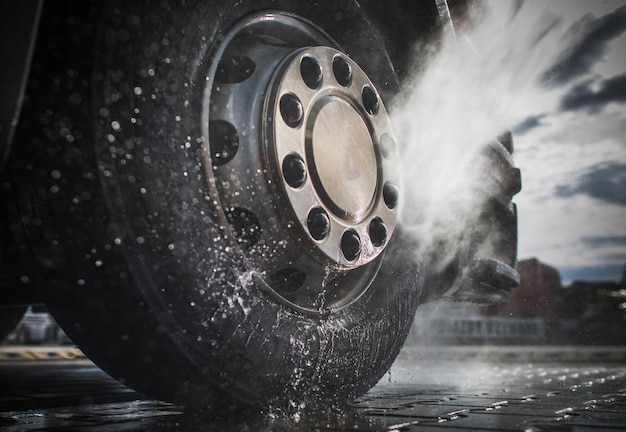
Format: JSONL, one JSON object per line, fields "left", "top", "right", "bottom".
{"left": 393, "top": 0, "right": 601, "bottom": 265}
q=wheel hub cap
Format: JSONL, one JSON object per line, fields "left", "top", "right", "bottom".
{"left": 312, "top": 97, "right": 377, "bottom": 217}
{"left": 267, "top": 46, "right": 398, "bottom": 267}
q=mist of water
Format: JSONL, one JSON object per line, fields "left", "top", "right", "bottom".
{"left": 393, "top": 0, "right": 571, "bottom": 271}
{"left": 386, "top": 0, "right": 624, "bottom": 360}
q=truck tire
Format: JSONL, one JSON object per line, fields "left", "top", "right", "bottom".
{"left": 7, "top": 1, "right": 423, "bottom": 413}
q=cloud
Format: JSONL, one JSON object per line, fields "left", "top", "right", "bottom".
{"left": 506, "top": 2, "right": 626, "bottom": 285}
{"left": 512, "top": 114, "right": 546, "bottom": 135}
{"left": 581, "top": 235, "right": 626, "bottom": 249}
{"left": 560, "top": 263, "right": 625, "bottom": 284}
{"left": 555, "top": 161, "right": 626, "bottom": 205}
{"left": 542, "top": 4, "right": 626, "bottom": 86}
{"left": 560, "top": 72, "right": 626, "bottom": 111}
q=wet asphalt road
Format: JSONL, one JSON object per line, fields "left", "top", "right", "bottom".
{"left": 1, "top": 346, "right": 626, "bottom": 431}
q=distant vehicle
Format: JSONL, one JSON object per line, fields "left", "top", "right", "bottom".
{"left": 1, "top": 0, "right": 519, "bottom": 412}
{"left": 4, "top": 306, "right": 71, "bottom": 345}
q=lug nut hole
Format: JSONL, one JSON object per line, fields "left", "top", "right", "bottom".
{"left": 215, "top": 56, "right": 256, "bottom": 84}
{"left": 225, "top": 207, "right": 261, "bottom": 250}
{"left": 307, "top": 207, "right": 330, "bottom": 241}
{"left": 333, "top": 55, "right": 352, "bottom": 87}
{"left": 341, "top": 230, "right": 361, "bottom": 261}
{"left": 369, "top": 217, "right": 387, "bottom": 247}
{"left": 383, "top": 182, "right": 399, "bottom": 210}
{"left": 208, "top": 120, "right": 239, "bottom": 166}
{"left": 380, "top": 133, "right": 396, "bottom": 159}
{"left": 300, "top": 56, "right": 323, "bottom": 90}
{"left": 266, "top": 268, "right": 306, "bottom": 292}
{"left": 280, "top": 93, "right": 304, "bottom": 128}
{"left": 362, "top": 86, "right": 379, "bottom": 115}
{"left": 282, "top": 153, "right": 307, "bottom": 189}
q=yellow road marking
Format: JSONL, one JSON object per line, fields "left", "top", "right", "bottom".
{"left": 0, "top": 347, "right": 86, "bottom": 361}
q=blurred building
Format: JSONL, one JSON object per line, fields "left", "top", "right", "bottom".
{"left": 489, "top": 258, "right": 562, "bottom": 318}
{"left": 484, "top": 259, "right": 626, "bottom": 344}
{"left": 557, "top": 273, "right": 626, "bottom": 344}
{"left": 410, "top": 259, "right": 626, "bottom": 345}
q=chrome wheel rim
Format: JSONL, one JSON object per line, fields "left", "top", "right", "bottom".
{"left": 202, "top": 12, "right": 400, "bottom": 314}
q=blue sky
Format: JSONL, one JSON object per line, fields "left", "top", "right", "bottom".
{"left": 512, "top": 1, "right": 626, "bottom": 284}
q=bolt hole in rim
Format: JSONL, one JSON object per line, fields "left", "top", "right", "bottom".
{"left": 332, "top": 55, "right": 352, "bottom": 87}
{"left": 201, "top": 12, "right": 400, "bottom": 314}
{"left": 307, "top": 207, "right": 331, "bottom": 241}
{"left": 341, "top": 230, "right": 361, "bottom": 262}
{"left": 300, "top": 56, "right": 323, "bottom": 90}
{"left": 282, "top": 153, "right": 307, "bottom": 189}
{"left": 215, "top": 55, "right": 257, "bottom": 84}
{"left": 279, "top": 93, "right": 304, "bottom": 128}
{"left": 208, "top": 120, "right": 239, "bottom": 166}
{"left": 369, "top": 217, "right": 388, "bottom": 248}
{"left": 362, "top": 86, "right": 380, "bottom": 115}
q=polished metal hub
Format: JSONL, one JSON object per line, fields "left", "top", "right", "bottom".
{"left": 313, "top": 98, "right": 377, "bottom": 216}
{"left": 202, "top": 13, "right": 399, "bottom": 313}
{"left": 267, "top": 46, "right": 398, "bottom": 267}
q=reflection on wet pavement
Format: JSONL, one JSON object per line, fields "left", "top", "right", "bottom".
{"left": 1, "top": 347, "right": 626, "bottom": 431}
